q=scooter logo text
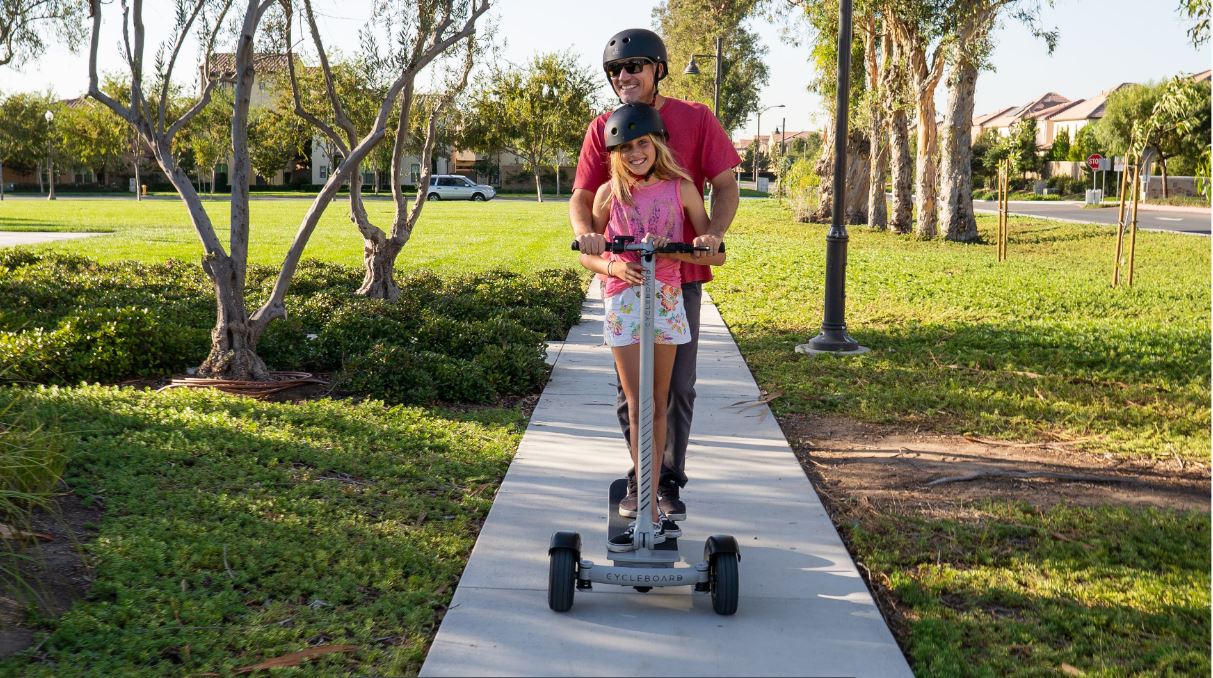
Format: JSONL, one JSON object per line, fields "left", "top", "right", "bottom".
{"left": 604, "top": 572, "right": 685, "bottom": 584}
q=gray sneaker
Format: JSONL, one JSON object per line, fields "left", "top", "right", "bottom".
{"left": 618, "top": 477, "right": 638, "bottom": 518}
{"left": 658, "top": 479, "right": 686, "bottom": 521}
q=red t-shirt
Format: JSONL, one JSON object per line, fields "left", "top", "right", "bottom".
{"left": 573, "top": 98, "right": 741, "bottom": 285}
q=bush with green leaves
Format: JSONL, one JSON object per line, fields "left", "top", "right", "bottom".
{"left": 0, "top": 251, "right": 587, "bottom": 404}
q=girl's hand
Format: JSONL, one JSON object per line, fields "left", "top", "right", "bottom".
{"left": 609, "top": 260, "right": 642, "bottom": 285}
{"left": 642, "top": 232, "right": 670, "bottom": 249}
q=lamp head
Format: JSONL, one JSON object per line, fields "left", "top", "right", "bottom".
{"left": 683, "top": 57, "right": 700, "bottom": 76}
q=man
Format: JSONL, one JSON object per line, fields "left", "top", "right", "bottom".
{"left": 571, "top": 28, "right": 741, "bottom": 522}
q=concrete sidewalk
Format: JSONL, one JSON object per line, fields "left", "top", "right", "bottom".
{"left": 0, "top": 232, "right": 103, "bottom": 247}
{"left": 420, "top": 281, "right": 911, "bottom": 677}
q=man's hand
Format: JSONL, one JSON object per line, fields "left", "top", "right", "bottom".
{"left": 691, "top": 232, "right": 722, "bottom": 258}
{"left": 575, "top": 231, "right": 607, "bottom": 255}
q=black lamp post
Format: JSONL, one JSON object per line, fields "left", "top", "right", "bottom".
{"left": 798, "top": 0, "right": 866, "bottom": 355}
{"left": 44, "top": 109, "right": 56, "bottom": 201}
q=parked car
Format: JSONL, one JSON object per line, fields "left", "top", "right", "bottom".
{"left": 426, "top": 175, "right": 496, "bottom": 201}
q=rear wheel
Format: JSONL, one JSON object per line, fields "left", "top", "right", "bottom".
{"left": 471, "top": 192, "right": 486, "bottom": 201}
{"left": 548, "top": 548, "right": 577, "bottom": 612}
{"left": 428, "top": 192, "right": 441, "bottom": 201}
{"left": 710, "top": 554, "right": 739, "bottom": 615}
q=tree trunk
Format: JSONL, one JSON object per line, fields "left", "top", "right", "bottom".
{"left": 199, "top": 254, "right": 270, "bottom": 380}
{"left": 211, "top": 168, "right": 217, "bottom": 195}
{"left": 357, "top": 237, "right": 404, "bottom": 300}
{"left": 868, "top": 112, "right": 888, "bottom": 230}
{"left": 134, "top": 161, "right": 141, "bottom": 201}
{"left": 810, "top": 127, "right": 871, "bottom": 225}
{"left": 913, "top": 95, "right": 939, "bottom": 238}
{"left": 0, "top": 160, "right": 5, "bottom": 201}
{"left": 37, "top": 162, "right": 43, "bottom": 194}
{"left": 534, "top": 173, "right": 543, "bottom": 202}
{"left": 940, "top": 52, "right": 979, "bottom": 242}
{"left": 1159, "top": 156, "right": 1169, "bottom": 198}
{"left": 888, "top": 107, "right": 912, "bottom": 234}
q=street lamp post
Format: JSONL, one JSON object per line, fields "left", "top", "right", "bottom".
{"left": 753, "top": 103, "right": 784, "bottom": 187}
{"left": 798, "top": 0, "right": 866, "bottom": 355}
{"left": 684, "top": 37, "right": 723, "bottom": 210}
{"left": 44, "top": 109, "right": 56, "bottom": 201}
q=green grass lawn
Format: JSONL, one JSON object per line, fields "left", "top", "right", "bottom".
{"left": 1, "top": 196, "right": 1208, "bottom": 675}
{"left": 0, "top": 198, "right": 578, "bottom": 273}
{"left": 712, "top": 200, "right": 1210, "bottom": 460}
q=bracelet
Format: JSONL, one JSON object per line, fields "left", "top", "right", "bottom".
{"left": 606, "top": 261, "right": 614, "bottom": 278}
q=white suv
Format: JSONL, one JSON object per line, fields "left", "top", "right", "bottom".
{"left": 426, "top": 175, "right": 496, "bottom": 201}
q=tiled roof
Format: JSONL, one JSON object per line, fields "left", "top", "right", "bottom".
{"left": 974, "top": 106, "right": 1015, "bottom": 127}
{"left": 1189, "top": 69, "right": 1211, "bottom": 83}
{"left": 204, "top": 53, "right": 293, "bottom": 76}
{"left": 1047, "top": 84, "right": 1133, "bottom": 121}
{"left": 1029, "top": 99, "right": 1084, "bottom": 120}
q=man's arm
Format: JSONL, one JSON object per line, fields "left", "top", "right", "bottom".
{"left": 570, "top": 188, "right": 606, "bottom": 255}
{"left": 692, "top": 169, "right": 739, "bottom": 257}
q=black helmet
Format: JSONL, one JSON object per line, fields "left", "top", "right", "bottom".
{"left": 603, "top": 103, "right": 666, "bottom": 150}
{"left": 602, "top": 28, "right": 668, "bottom": 81}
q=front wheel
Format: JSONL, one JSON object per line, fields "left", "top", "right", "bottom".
{"left": 710, "top": 554, "right": 739, "bottom": 615}
{"left": 471, "top": 193, "right": 486, "bottom": 201}
{"left": 548, "top": 548, "right": 577, "bottom": 612}
{"left": 427, "top": 192, "right": 441, "bottom": 201}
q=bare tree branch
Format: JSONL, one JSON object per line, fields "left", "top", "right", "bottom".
{"left": 157, "top": 0, "right": 208, "bottom": 131}
{"left": 282, "top": 1, "right": 350, "bottom": 158}
{"left": 251, "top": 0, "right": 491, "bottom": 332}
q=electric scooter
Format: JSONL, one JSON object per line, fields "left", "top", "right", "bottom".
{"left": 550, "top": 235, "right": 739, "bottom": 615}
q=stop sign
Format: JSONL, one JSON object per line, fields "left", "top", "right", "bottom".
{"left": 1086, "top": 153, "right": 1104, "bottom": 170}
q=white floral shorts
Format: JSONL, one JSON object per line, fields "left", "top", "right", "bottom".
{"left": 602, "top": 284, "right": 691, "bottom": 347}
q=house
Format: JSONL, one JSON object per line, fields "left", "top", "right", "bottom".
{"left": 972, "top": 85, "right": 1140, "bottom": 151}
{"left": 201, "top": 53, "right": 450, "bottom": 188}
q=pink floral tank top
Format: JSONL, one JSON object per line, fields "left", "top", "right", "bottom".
{"left": 601, "top": 179, "right": 685, "bottom": 298}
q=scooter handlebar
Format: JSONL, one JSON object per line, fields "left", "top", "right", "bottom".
{"left": 571, "top": 239, "right": 725, "bottom": 254}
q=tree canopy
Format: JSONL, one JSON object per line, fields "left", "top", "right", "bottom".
{"left": 0, "top": 0, "right": 84, "bottom": 67}
{"left": 652, "top": 0, "right": 771, "bottom": 134}
{"left": 461, "top": 51, "right": 599, "bottom": 200}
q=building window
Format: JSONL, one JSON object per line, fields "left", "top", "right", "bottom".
{"left": 409, "top": 163, "right": 421, "bottom": 185}
{"left": 319, "top": 165, "right": 330, "bottom": 180}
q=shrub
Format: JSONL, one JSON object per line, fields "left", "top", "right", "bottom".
{"left": 0, "top": 251, "right": 582, "bottom": 404}
{"left": 783, "top": 156, "right": 821, "bottom": 222}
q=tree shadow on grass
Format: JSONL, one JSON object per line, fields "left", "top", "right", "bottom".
{"left": 735, "top": 321, "right": 1210, "bottom": 454}
{"left": 0, "top": 386, "right": 513, "bottom": 675}
{"left": 861, "top": 500, "right": 1211, "bottom": 677}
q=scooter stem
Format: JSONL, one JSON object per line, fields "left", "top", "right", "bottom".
{"left": 634, "top": 243, "right": 656, "bottom": 549}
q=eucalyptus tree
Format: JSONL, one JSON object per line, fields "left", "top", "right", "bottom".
{"left": 281, "top": 0, "right": 488, "bottom": 300}
{"left": 939, "top": 0, "right": 1055, "bottom": 242}
{"left": 653, "top": 0, "right": 770, "bottom": 134}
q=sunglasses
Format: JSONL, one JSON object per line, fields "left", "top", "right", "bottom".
{"left": 605, "top": 58, "right": 653, "bottom": 78}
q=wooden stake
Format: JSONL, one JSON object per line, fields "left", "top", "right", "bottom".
{"left": 1127, "top": 164, "right": 1140, "bottom": 286}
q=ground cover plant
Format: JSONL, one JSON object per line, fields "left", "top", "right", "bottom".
{"left": 0, "top": 250, "right": 584, "bottom": 404}
{"left": 0, "top": 385, "right": 524, "bottom": 675}
{"left": 709, "top": 200, "right": 1211, "bottom": 675}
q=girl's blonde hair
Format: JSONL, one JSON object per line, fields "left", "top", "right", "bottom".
{"left": 608, "top": 133, "right": 692, "bottom": 206}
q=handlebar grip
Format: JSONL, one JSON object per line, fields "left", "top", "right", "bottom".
{"left": 571, "top": 241, "right": 580, "bottom": 251}
{"left": 572, "top": 240, "right": 725, "bottom": 253}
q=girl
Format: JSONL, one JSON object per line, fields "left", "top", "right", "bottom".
{"left": 578, "top": 103, "right": 725, "bottom": 552}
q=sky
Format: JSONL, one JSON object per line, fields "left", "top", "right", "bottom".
{"left": 0, "top": 0, "right": 1208, "bottom": 140}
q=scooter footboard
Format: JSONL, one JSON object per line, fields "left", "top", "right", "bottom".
{"left": 580, "top": 562, "right": 709, "bottom": 588}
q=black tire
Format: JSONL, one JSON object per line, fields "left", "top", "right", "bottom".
{"left": 710, "top": 554, "right": 739, "bottom": 615}
{"left": 548, "top": 548, "right": 577, "bottom": 612}
{"left": 471, "top": 192, "right": 486, "bottom": 201}
{"left": 633, "top": 586, "right": 652, "bottom": 593}
{"left": 428, "top": 192, "right": 441, "bottom": 201}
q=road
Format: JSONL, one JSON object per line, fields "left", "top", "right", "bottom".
{"left": 973, "top": 199, "right": 1210, "bottom": 236}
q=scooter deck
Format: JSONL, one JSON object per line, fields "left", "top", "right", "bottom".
{"left": 607, "top": 478, "right": 678, "bottom": 564}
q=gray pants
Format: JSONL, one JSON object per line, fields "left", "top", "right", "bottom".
{"left": 619, "top": 281, "right": 701, "bottom": 488}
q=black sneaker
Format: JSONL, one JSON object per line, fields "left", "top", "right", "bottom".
{"left": 607, "top": 520, "right": 668, "bottom": 553}
{"left": 658, "top": 479, "right": 686, "bottom": 521}
{"left": 660, "top": 517, "right": 681, "bottom": 539}
{"left": 618, "top": 476, "right": 638, "bottom": 518}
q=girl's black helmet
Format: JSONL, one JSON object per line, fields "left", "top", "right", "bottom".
{"left": 603, "top": 103, "right": 667, "bottom": 151}
{"left": 602, "top": 28, "right": 668, "bottom": 81}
